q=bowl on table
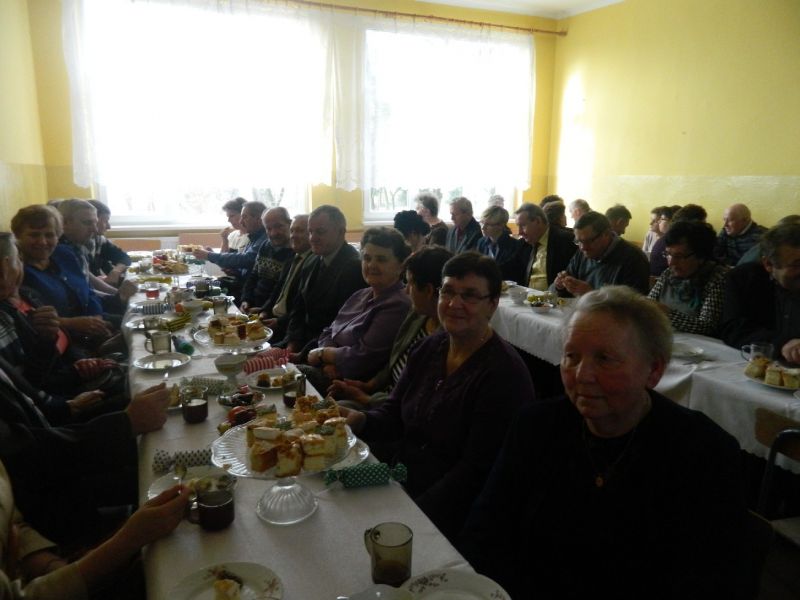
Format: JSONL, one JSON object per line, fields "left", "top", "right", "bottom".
{"left": 508, "top": 287, "right": 528, "bottom": 305}
{"left": 214, "top": 353, "right": 249, "bottom": 384}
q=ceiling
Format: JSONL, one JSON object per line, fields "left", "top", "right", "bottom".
{"left": 419, "top": 0, "right": 623, "bottom": 19}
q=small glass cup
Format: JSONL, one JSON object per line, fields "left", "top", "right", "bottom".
{"left": 144, "top": 330, "right": 172, "bottom": 354}
{"left": 145, "top": 283, "right": 160, "bottom": 300}
{"left": 188, "top": 489, "right": 234, "bottom": 531}
{"left": 364, "top": 522, "right": 413, "bottom": 587}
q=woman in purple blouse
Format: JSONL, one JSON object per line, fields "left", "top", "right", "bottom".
{"left": 301, "top": 227, "right": 411, "bottom": 390}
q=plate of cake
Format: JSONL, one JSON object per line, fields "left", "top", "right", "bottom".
{"left": 194, "top": 315, "right": 272, "bottom": 349}
{"left": 246, "top": 366, "right": 299, "bottom": 391}
{"left": 170, "top": 562, "right": 282, "bottom": 599}
{"left": 211, "top": 396, "right": 359, "bottom": 479}
{"left": 744, "top": 357, "right": 800, "bottom": 390}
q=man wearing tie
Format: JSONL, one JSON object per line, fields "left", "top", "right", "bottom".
{"left": 280, "top": 205, "right": 366, "bottom": 356}
{"left": 509, "top": 203, "right": 577, "bottom": 291}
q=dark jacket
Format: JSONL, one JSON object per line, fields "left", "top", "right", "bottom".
{"left": 426, "top": 221, "right": 449, "bottom": 247}
{"left": 461, "top": 392, "right": 747, "bottom": 599}
{"left": 284, "top": 243, "right": 366, "bottom": 354}
{"left": 477, "top": 232, "right": 521, "bottom": 278}
{"left": 508, "top": 226, "right": 577, "bottom": 287}
{"left": 241, "top": 242, "right": 294, "bottom": 308}
{"left": 720, "top": 261, "right": 800, "bottom": 350}
{"left": 554, "top": 236, "right": 650, "bottom": 297}
{"left": 445, "top": 218, "right": 482, "bottom": 254}
{"left": 263, "top": 250, "right": 315, "bottom": 341}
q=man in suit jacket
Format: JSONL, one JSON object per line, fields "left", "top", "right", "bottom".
{"left": 259, "top": 214, "right": 314, "bottom": 342}
{"left": 282, "top": 205, "right": 366, "bottom": 356}
{"left": 509, "top": 203, "right": 577, "bottom": 290}
{"left": 445, "top": 197, "right": 482, "bottom": 254}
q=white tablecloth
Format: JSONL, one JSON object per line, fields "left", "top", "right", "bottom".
{"left": 126, "top": 290, "right": 470, "bottom": 599}
{"left": 491, "top": 294, "right": 800, "bottom": 473}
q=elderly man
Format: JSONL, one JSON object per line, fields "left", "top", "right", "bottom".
{"left": 445, "top": 196, "right": 482, "bottom": 254}
{"left": 240, "top": 207, "right": 294, "bottom": 313}
{"left": 509, "top": 203, "right": 576, "bottom": 290}
{"left": 259, "top": 214, "right": 314, "bottom": 341}
{"left": 193, "top": 200, "right": 268, "bottom": 300}
{"left": 57, "top": 199, "right": 135, "bottom": 317}
{"left": 714, "top": 203, "right": 767, "bottom": 266}
{"left": 721, "top": 220, "right": 800, "bottom": 364}
{"left": 281, "top": 205, "right": 365, "bottom": 355}
{"left": 552, "top": 211, "right": 649, "bottom": 297}
{"left": 605, "top": 204, "right": 632, "bottom": 237}
{"left": 568, "top": 198, "right": 591, "bottom": 223}
{"left": 86, "top": 199, "right": 130, "bottom": 284}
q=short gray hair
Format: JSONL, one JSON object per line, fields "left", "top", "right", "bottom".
{"left": 449, "top": 196, "right": 473, "bottom": 215}
{"left": 569, "top": 198, "right": 591, "bottom": 213}
{"left": 565, "top": 285, "right": 673, "bottom": 364}
{"left": 242, "top": 201, "right": 268, "bottom": 218}
{"left": 57, "top": 198, "right": 96, "bottom": 222}
{"left": 264, "top": 206, "right": 291, "bottom": 223}
{"left": 515, "top": 203, "right": 546, "bottom": 223}
{"left": 309, "top": 204, "right": 347, "bottom": 231}
{"left": 480, "top": 206, "right": 509, "bottom": 226}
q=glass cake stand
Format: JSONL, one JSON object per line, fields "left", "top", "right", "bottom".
{"left": 256, "top": 476, "right": 318, "bottom": 525}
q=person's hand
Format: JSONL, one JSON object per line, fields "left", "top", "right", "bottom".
{"left": 260, "top": 316, "right": 277, "bottom": 328}
{"left": 561, "top": 276, "right": 592, "bottom": 297}
{"left": 125, "top": 383, "right": 170, "bottom": 435}
{"left": 220, "top": 226, "right": 234, "bottom": 240}
{"left": 74, "top": 358, "right": 117, "bottom": 380}
{"left": 61, "top": 315, "right": 113, "bottom": 339}
{"left": 553, "top": 271, "right": 568, "bottom": 290}
{"left": 105, "top": 263, "right": 127, "bottom": 286}
{"left": 307, "top": 348, "right": 323, "bottom": 366}
{"left": 28, "top": 305, "right": 60, "bottom": 340}
{"left": 67, "top": 390, "right": 106, "bottom": 416}
{"left": 327, "top": 379, "right": 371, "bottom": 404}
{"left": 782, "top": 339, "right": 800, "bottom": 365}
{"left": 192, "top": 248, "right": 210, "bottom": 261}
{"left": 117, "top": 279, "right": 138, "bottom": 302}
{"left": 336, "top": 404, "right": 367, "bottom": 434}
{"left": 240, "top": 301, "right": 250, "bottom": 313}
{"left": 117, "top": 484, "right": 190, "bottom": 550}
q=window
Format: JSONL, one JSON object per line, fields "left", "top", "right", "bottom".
{"left": 64, "top": 0, "right": 331, "bottom": 225}
{"left": 354, "top": 23, "right": 534, "bottom": 223}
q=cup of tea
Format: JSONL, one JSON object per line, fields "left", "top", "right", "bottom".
{"left": 212, "top": 296, "right": 230, "bottom": 316}
{"left": 741, "top": 342, "right": 774, "bottom": 362}
{"left": 188, "top": 489, "right": 234, "bottom": 531}
{"left": 364, "top": 522, "right": 413, "bottom": 587}
{"left": 145, "top": 283, "right": 160, "bottom": 300}
{"left": 144, "top": 330, "right": 172, "bottom": 354}
{"left": 509, "top": 287, "right": 528, "bottom": 305}
{"left": 182, "top": 398, "right": 208, "bottom": 424}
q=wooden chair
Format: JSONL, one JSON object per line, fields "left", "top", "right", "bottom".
{"left": 113, "top": 238, "right": 161, "bottom": 252}
{"left": 754, "top": 407, "right": 800, "bottom": 548}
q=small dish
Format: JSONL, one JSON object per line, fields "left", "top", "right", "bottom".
{"left": 133, "top": 352, "right": 191, "bottom": 371}
{"left": 672, "top": 342, "right": 705, "bottom": 359}
{"left": 148, "top": 465, "right": 236, "bottom": 500}
{"left": 170, "top": 562, "right": 282, "bottom": 599}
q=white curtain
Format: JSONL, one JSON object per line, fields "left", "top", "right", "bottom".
{"left": 62, "top": 0, "right": 333, "bottom": 222}
{"left": 332, "top": 14, "right": 535, "bottom": 194}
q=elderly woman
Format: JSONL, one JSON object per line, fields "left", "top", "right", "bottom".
{"left": 11, "top": 206, "right": 113, "bottom": 343}
{"left": 342, "top": 252, "right": 534, "bottom": 541}
{"left": 301, "top": 227, "right": 412, "bottom": 390}
{"left": 328, "top": 246, "right": 453, "bottom": 409}
{"left": 647, "top": 220, "right": 727, "bottom": 336}
{"left": 461, "top": 286, "right": 747, "bottom": 598}
{"left": 393, "top": 210, "right": 430, "bottom": 253}
{"left": 416, "top": 193, "right": 448, "bottom": 246}
{"left": 476, "top": 206, "right": 520, "bottom": 277}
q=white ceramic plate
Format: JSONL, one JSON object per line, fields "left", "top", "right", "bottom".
{"left": 147, "top": 465, "right": 237, "bottom": 500}
{"left": 170, "top": 562, "right": 283, "bottom": 600}
{"left": 672, "top": 342, "right": 705, "bottom": 359}
{"left": 133, "top": 352, "right": 191, "bottom": 371}
{"left": 745, "top": 373, "right": 798, "bottom": 392}
{"left": 193, "top": 328, "right": 272, "bottom": 350}
{"left": 137, "top": 282, "right": 169, "bottom": 292}
{"left": 246, "top": 366, "right": 299, "bottom": 391}
{"left": 211, "top": 423, "right": 358, "bottom": 479}
{"left": 402, "top": 569, "right": 510, "bottom": 600}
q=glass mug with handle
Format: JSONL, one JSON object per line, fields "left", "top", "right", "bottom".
{"left": 364, "top": 522, "right": 413, "bottom": 587}
{"left": 144, "top": 330, "right": 172, "bottom": 354}
{"left": 741, "top": 342, "right": 774, "bottom": 362}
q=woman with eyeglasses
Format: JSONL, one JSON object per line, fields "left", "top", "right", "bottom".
{"left": 340, "top": 252, "right": 534, "bottom": 542}
{"left": 647, "top": 220, "right": 728, "bottom": 336}
{"left": 476, "top": 206, "right": 520, "bottom": 277}
{"left": 648, "top": 205, "right": 681, "bottom": 276}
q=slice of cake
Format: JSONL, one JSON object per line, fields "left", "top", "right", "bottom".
{"left": 213, "top": 578, "right": 241, "bottom": 600}
{"left": 783, "top": 368, "right": 800, "bottom": 389}
{"left": 764, "top": 364, "right": 783, "bottom": 387}
{"left": 248, "top": 441, "right": 277, "bottom": 472}
{"left": 324, "top": 417, "right": 348, "bottom": 451}
{"left": 744, "top": 356, "right": 770, "bottom": 379}
{"left": 316, "top": 425, "right": 337, "bottom": 457}
{"left": 276, "top": 442, "right": 303, "bottom": 477}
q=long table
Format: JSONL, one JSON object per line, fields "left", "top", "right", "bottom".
{"left": 491, "top": 294, "right": 800, "bottom": 473}
{"left": 125, "top": 290, "right": 470, "bottom": 599}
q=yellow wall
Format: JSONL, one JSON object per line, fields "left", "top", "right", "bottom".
{"left": 550, "top": 0, "right": 800, "bottom": 243}
{"left": 0, "top": 0, "right": 47, "bottom": 229}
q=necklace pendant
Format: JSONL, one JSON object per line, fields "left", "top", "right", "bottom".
{"left": 595, "top": 475, "right": 604, "bottom": 488}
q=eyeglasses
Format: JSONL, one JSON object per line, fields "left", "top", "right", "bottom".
{"left": 573, "top": 231, "right": 603, "bottom": 246}
{"left": 663, "top": 251, "right": 695, "bottom": 261}
{"left": 438, "top": 287, "right": 492, "bottom": 305}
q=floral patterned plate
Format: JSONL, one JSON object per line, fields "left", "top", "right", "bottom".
{"left": 401, "top": 569, "right": 510, "bottom": 599}
{"left": 170, "top": 562, "right": 282, "bottom": 599}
